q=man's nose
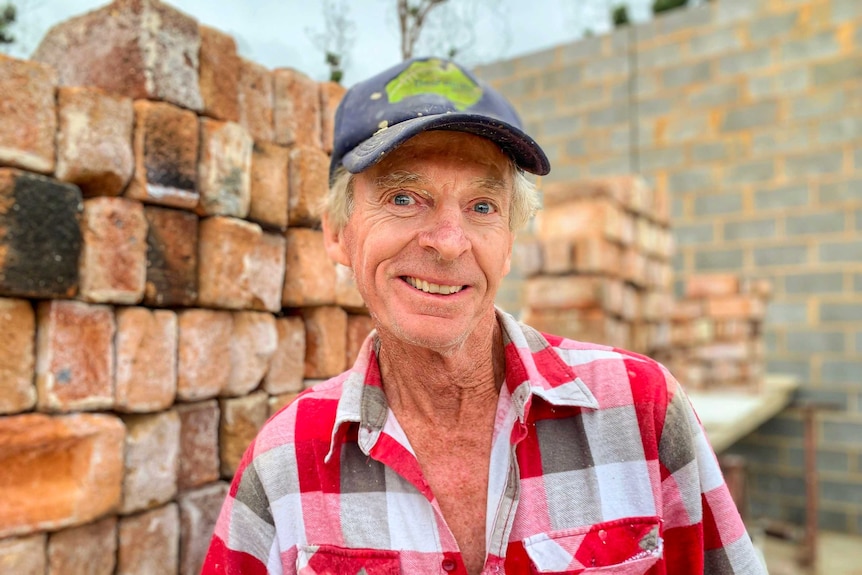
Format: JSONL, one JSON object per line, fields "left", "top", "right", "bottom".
{"left": 417, "top": 205, "right": 470, "bottom": 261}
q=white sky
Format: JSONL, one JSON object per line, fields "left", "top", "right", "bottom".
{"left": 5, "top": 0, "right": 665, "bottom": 86}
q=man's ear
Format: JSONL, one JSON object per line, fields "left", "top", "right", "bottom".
{"left": 321, "top": 213, "right": 351, "bottom": 267}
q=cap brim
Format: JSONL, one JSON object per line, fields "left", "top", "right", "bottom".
{"left": 341, "top": 113, "right": 550, "bottom": 176}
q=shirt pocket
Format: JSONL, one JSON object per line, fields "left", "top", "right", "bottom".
{"left": 522, "top": 516, "right": 662, "bottom": 574}
{"left": 297, "top": 544, "right": 400, "bottom": 575}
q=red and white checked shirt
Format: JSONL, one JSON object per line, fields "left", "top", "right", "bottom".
{"left": 203, "top": 310, "right": 765, "bottom": 574}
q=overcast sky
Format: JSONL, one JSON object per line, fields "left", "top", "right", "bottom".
{"left": 5, "top": 0, "right": 667, "bottom": 85}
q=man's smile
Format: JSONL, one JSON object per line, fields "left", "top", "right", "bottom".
{"left": 402, "top": 276, "right": 465, "bottom": 295}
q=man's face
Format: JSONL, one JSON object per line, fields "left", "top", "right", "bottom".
{"left": 324, "top": 131, "right": 516, "bottom": 352}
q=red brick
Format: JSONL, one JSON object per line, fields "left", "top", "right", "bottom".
{"left": 223, "top": 311, "right": 277, "bottom": 397}
{"left": 541, "top": 240, "right": 573, "bottom": 274}
{"left": 288, "top": 145, "right": 329, "bottom": 227}
{"left": 126, "top": 100, "right": 199, "bottom": 209}
{"left": 0, "top": 413, "right": 124, "bottom": 538}
{"left": 249, "top": 141, "right": 290, "bottom": 230}
{"left": 642, "top": 290, "right": 673, "bottom": 321}
{"left": 742, "top": 277, "right": 773, "bottom": 298}
{"left": 0, "top": 54, "right": 57, "bottom": 174}
{"left": 177, "top": 309, "right": 232, "bottom": 401}
{"left": 336, "top": 263, "right": 366, "bottom": 310}
{"left": 198, "top": 25, "right": 239, "bottom": 122}
{"left": 524, "top": 276, "right": 607, "bottom": 311}
{"left": 120, "top": 410, "right": 180, "bottom": 514}
{"left": 713, "top": 319, "right": 753, "bottom": 341}
{"left": 621, "top": 246, "right": 647, "bottom": 287}
{"left": 252, "top": 231, "right": 287, "bottom": 312}
{"left": 346, "top": 314, "right": 375, "bottom": 367}
{"left": 273, "top": 68, "right": 322, "bottom": 148}
{"left": 541, "top": 179, "right": 627, "bottom": 209}
{"left": 319, "top": 81, "right": 346, "bottom": 153}
{"left": 282, "top": 228, "right": 336, "bottom": 307}
{"left": 176, "top": 400, "right": 220, "bottom": 491}
{"left": 537, "top": 198, "right": 632, "bottom": 245}
{"left": 56, "top": 87, "right": 134, "bottom": 197}
{"left": 0, "top": 169, "right": 82, "bottom": 299}
{"left": 303, "top": 306, "right": 347, "bottom": 378}
{"left": 197, "top": 119, "right": 253, "bottom": 217}
{"left": 219, "top": 391, "right": 268, "bottom": 477}
{"left": 117, "top": 504, "right": 179, "bottom": 575}
{"left": 620, "top": 284, "right": 641, "bottom": 321}
{"left": 686, "top": 273, "right": 740, "bottom": 299}
{"left": 0, "top": 298, "right": 35, "bottom": 414}
{"left": 572, "top": 237, "right": 622, "bottom": 276}
{"left": 706, "top": 295, "right": 765, "bottom": 320}
{"left": 33, "top": 0, "right": 203, "bottom": 111}
{"left": 79, "top": 197, "right": 148, "bottom": 304}
{"left": 238, "top": 58, "right": 274, "bottom": 143}
{"left": 36, "top": 300, "right": 115, "bottom": 412}
{"left": 178, "top": 482, "right": 229, "bottom": 575}
{"left": 115, "top": 307, "right": 177, "bottom": 413}
{"left": 0, "top": 533, "right": 46, "bottom": 575}
{"left": 48, "top": 516, "right": 116, "bottom": 575}
{"left": 144, "top": 206, "right": 199, "bottom": 307}
{"left": 268, "top": 392, "right": 300, "bottom": 416}
{"left": 262, "top": 316, "right": 306, "bottom": 395}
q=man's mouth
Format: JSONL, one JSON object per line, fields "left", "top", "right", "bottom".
{"left": 402, "top": 276, "right": 464, "bottom": 295}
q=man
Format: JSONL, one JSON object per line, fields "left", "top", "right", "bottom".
{"left": 203, "top": 57, "right": 765, "bottom": 574}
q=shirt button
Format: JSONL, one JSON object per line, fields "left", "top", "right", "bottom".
{"left": 441, "top": 558, "right": 457, "bottom": 572}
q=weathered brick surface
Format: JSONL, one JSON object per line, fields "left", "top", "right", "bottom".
{"left": 33, "top": 0, "right": 203, "bottom": 111}
{"left": 282, "top": 228, "right": 336, "bottom": 306}
{"left": 126, "top": 100, "right": 199, "bottom": 209}
{"left": 303, "top": 306, "right": 347, "bottom": 378}
{"left": 79, "top": 197, "right": 148, "bottom": 304}
{"left": 47, "top": 516, "right": 117, "bottom": 575}
{"left": 335, "top": 263, "right": 366, "bottom": 310}
{"left": 268, "top": 392, "right": 301, "bottom": 416}
{"left": 223, "top": 311, "right": 277, "bottom": 397}
{"left": 0, "top": 55, "right": 57, "bottom": 174}
{"left": 346, "top": 314, "right": 375, "bottom": 367}
{"left": 0, "top": 169, "right": 82, "bottom": 299}
{"left": 238, "top": 58, "right": 274, "bottom": 143}
{"left": 36, "top": 300, "right": 115, "bottom": 412}
{"left": 0, "top": 298, "right": 35, "bottom": 414}
{"left": 273, "top": 68, "right": 322, "bottom": 148}
{"left": 0, "top": 413, "right": 124, "bottom": 538}
{"left": 117, "top": 503, "right": 179, "bottom": 575}
{"left": 56, "top": 87, "right": 134, "bottom": 197}
{"left": 219, "top": 391, "right": 268, "bottom": 477}
{"left": 262, "top": 316, "right": 306, "bottom": 395}
{"left": 249, "top": 141, "right": 290, "bottom": 230}
{"left": 120, "top": 410, "right": 180, "bottom": 514}
{"left": 0, "top": 533, "right": 46, "bottom": 575}
{"left": 319, "top": 81, "right": 347, "bottom": 153}
{"left": 176, "top": 400, "right": 220, "bottom": 490}
{"left": 144, "top": 206, "right": 199, "bottom": 307}
{"left": 178, "top": 482, "right": 229, "bottom": 575}
{"left": 115, "top": 307, "right": 177, "bottom": 413}
{"left": 288, "top": 145, "right": 328, "bottom": 226}
{"left": 197, "top": 119, "right": 253, "bottom": 217}
{"left": 177, "top": 309, "right": 232, "bottom": 401}
{"left": 198, "top": 25, "right": 240, "bottom": 122}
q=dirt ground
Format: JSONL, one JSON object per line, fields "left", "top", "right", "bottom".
{"left": 760, "top": 531, "right": 862, "bottom": 575}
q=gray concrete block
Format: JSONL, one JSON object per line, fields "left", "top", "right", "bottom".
{"left": 653, "top": 3, "right": 714, "bottom": 36}
{"left": 687, "top": 82, "right": 739, "bottom": 107}
{"left": 832, "top": 0, "right": 862, "bottom": 23}
{"left": 822, "top": 360, "right": 862, "bottom": 384}
{"left": 752, "top": 127, "right": 812, "bottom": 155}
{"left": 765, "top": 302, "right": 808, "bottom": 324}
{"left": 854, "top": 273, "right": 862, "bottom": 292}
{"left": 634, "top": 72, "right": 659, "bottom": 99}
{"left": 818, "top": 480, "right": 862, "bottom": 506}
{"left": 819, "top": 117, "right": 862, "bottom": 145}
{"left": 516, "top": 47, "right": 558, "bottom": 72}
{"left": 790, "top": 445, "right": 848, "bottom": 472}
{"left": 819, "top": 240, "right": 862, "bottom": 263}
{"left": 747, "top": 68, "right": 809, "bottom": 99}
{"left": 542, "top": 114, "right": 583, "bottom": 137}
{"left": 637, "top": 119, "right": 656, "bottom": 147}
{"left": 662, "top": 61, "right": 712, "bottom": 89}
{"left": 823, "top": 420, "right": 862, "bottom": 444}
{"left": 541, "top": 66, "right": 583, "bottom": 91}
{"left": 519, "top": 96, "right": 556, "bottom": 120}
{"left": 755, "top": 184, "right": 810, "bottom": 210}
{"left": 638, "top": 41, "right": 687, "bottom": 69}
{"left": 723, "top": 218, "right": 776, "bottom": 240}
{"left": 718, "top": 48, "right": 772, "bottom": 76}
{"left": 787, "top": 211, "right": 846, "bottom": 236}
{"left": 721, "top": 101, "right": 777, "bottom": 131}
{"left": 559, "top": 36, "right": 603, "bottom": 64}
{"left": 637, "top": 96, "right": 672, "bottom": 118}
{"left": 671, "top": 195, "right": 684, "bottom": 220}
{"left": 674, "top": 223, "right": 715, "bottom": 246}
{"left": 474, "top": 60, "right": 516, "bottom": 83}
{"left": 753, "top": 244, "right": 809, "bottom": 266}
{"left": 789, "top": 89, "right": 845, "bottom": 120}
{"left": 747, "top": 12, "right": 799, "bottom": 44}
{"left": 565, "top": 85, "right": 606, "bottom": 112}
{"left": 694, "top": 191, "right": 743, "bottom": 216}
{"left": 786, "top": 331, "right": 846, "bottom": 353}
{"left": 857, "top": 208, "right": 862, "bottom": 231}
{"left": 499, "top": 75, "right": 537, "bottom": 99}
{"left": 694, "top": 248, "right": 744, "bottom": 270}
{"left": 812, "top": 58, "right": 862, "bottom": 87}
{"left": 821, "top": 302, "right": 862, "bottom": 323}
{"left": 544, "top": 163, "right": 583, "bottom": 183}
{"left": 857, "top": 147, "right": 862, "bottom": 169}
{"left": 587, "top": 155, "right": 632, "bottom": 177}
{"left": 671, "top": 251, "right": 685, "bottom": 273}
{"left": 666, "top": 115, "right": 711, "bottom": 144}
{"left": 785, "top": 151, "right": 844, "bottom": 179}
{"left": 638, "top": 147, "right": 684, "bottom": 170}
{"left": 564, "top": 139, "right": 586, "bottom": 158}
{"left": 785, "top": 272, "right": 844, "bottom": 294}
{"left": 583, "top": 54, "right": 630, "bottom": 82}
{"left": 587, "top": 104, "right": 629, "bottom": 127}
{"left": 609, "top": 127, "right": 631, "bottom": 153}
{"left": 669, "top": 168, "right": 713, "bottom": 193}
{"left": 715, "top": 0, "right": 768, "bottom": 25}
{"left": 689, "top": 28, "right": 743, "bottom": 57}
{"left": 610, "top": 80, "right": 631, "bottom": 103}
{"left": 726, "top": 160, "right": 775, "bottom": 183}
{"left": 755, "top": 413, "right": 804, "bottom": 439}
{"left": 691, "top": 142, "right": 732, "bottom": 162}
{"left": 781, "top": 31, "right": 840, "bottom": 63}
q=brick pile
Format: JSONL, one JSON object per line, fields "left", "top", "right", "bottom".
{"left": 520, "top": 176, "right": 675, "bottom": 356}
{"left": 0, "top": 1, "right": 372, "bottom": 573}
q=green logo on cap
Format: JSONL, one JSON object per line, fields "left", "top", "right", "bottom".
{"left": 385, "top": 59, "right": 482, "bottom": 111}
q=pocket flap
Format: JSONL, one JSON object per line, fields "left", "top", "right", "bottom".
{"left": 298, "top": 545, "right": 400, "bottom": 575}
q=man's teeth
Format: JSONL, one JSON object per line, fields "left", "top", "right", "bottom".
{"left": 404, "top": 277, "right": 463, "bottom": 295}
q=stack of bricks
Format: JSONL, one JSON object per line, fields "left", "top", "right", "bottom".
{"left": 520, "top": 176, "right": 675, "bottom": 356}
{"left": 0, "top": 1, "right": 375, "bottom": 574}
{"left": 653, "top": 273, "right": 771, "bottom": 392}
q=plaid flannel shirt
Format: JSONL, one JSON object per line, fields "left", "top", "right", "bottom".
{"left": 203, "top": 309, "right": 765, "bottom": 574}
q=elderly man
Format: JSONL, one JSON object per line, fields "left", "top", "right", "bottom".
{"left": 203, "top": 57, "right": 764, "bottom": 575}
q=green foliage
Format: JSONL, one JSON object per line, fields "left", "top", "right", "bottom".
{"left": 652, "top": 0, "right": 688, "bottom": 15}
{"left": 0, "top": 2, "right": 16, "bottom": 45}
{"left": 612, "top": 5, "right": 630, "bottom": 27}
{"left": 325, "top": 51, "right": 344, "bottom": 84}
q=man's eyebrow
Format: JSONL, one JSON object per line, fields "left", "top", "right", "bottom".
{"left": 472, "top": 177, "right": 509, "bottom": 195}
{"left": 373, "top": 171, "right": 427, "bottom": 189}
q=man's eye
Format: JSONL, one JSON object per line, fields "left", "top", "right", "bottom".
{"left": 473, "top": 201, "right": 496, "bottom": 214}
{"left": 393, "top": 194, "right": 414, "bottom": 206}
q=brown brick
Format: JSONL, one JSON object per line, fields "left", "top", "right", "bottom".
{"left": 335, "top": 263, "right": 366, "bottom": 310}
{"left": 0, "top": 54, "right": 57, "bottom": 174}
{"left": 120, "top": 410, "right": 180, "bottom": 514}
{"left": 56, "top": 87, "right": 135, "bottom": 197}
{"left": 524, "top": 276, "right": 607, "bottom": 311}
{"left": 643, "top": 290, "right": 673, "bottom": 321}
{"left": 36, "top": 300, "right": 115, "bottom": 412}
{"left": 621, "top": 247, "right": 647, "bottom": 287}
{"left": 303, "top": 306, "right": 347, "bottom": 378}
{"left": 117, "top": 504, "right": 179, "bottom": 575}
{"left": 282, "top": 228, "right": 336, "bottom": 307}
{"left": 252, "top": 231, "right": 288, "bottom": 312}
{"left": 249, "top": 141, "right": 290, "bottom": 230}
{"left": 572, "top": 237, "right": 623, "bottom": 276}
{"left": 177, "top": 309, "right": 232, "bottom": 401}
{"left": 319, "top": 81, "right": 347, "bottom": 153}
{"left": 176, "top": 400, "right": 220, "bottom": 491}
{"left": 262, "top": 316, "right": 306, "bottom": 395}
{"left": 288, "top": 145, "right": 328, "bottom": 226}
{"left": 178, "top": 482, "right": 229, "bottom": 575}
{"left": 238, "top": 58, "right": 274, "bottom": 143}
{"left": 219, "top": 391, "right": 268, "bottom": 477}
{"left": 537, "top": 198, "right": 633, "bottom": 245}
{"left": 0, "top": 413, "right": 124, "bottom": 538}
{"left": 197, "top": 118, "right": 253, "bottom": 217}
{"left": 541, "top": 179, "right": 629, "bottom": 209}
{"left": 346, "top": 314, "right": 375, "bottom": 367}
{"left": 79, "top": 197, "right": 148, "bottom": 304}
{"left": 268, "top": 392, "right": 300, "bottom": 416}
{"left": 686, "top": 273, "right": 740, "bottom": 298}
{"left": 198, "top": 25, "right": 239, "bottom": 122}
{"left": 522, "top": 307, "right": 629, "bottom": 349}
{"left": 115, "top": 307, "right": 177, "bottom": 413}
{"left": 273, "top": 68, "right": 322, "bottom": 148}
{"left": 144, "top": 206, "right": 199, "bottom": 307}
{"left": 706, "top": 295, "right": 766, "bottom": 320}
{"left": 48, "top": 516, "right": 117, "bottom": 575}
{"left": 223, "top": 311, "right": 277, "bottom": 397}
{"left": 33, "top": 0, "right": 203, "bottom": 111}
{"left": 0, "top": 533, "right": 46, "bottom": 575}
{"left": 0, "top": 298, "right": 35, "bottom": 414}
{"left": 0, "top": 169, "right": 82, "bottom": 299}
{"left": 126, "top": 100, "right": 199, "bottom": 209}
{"left": 541, "top": 241, "right": 573, "bottom": 274}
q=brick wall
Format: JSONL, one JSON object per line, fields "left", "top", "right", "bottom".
{"left": 479, "top": 0, "right": 862, "bottom": 534}
{"left": 0, "top": 1, "right": 373, "bottom": 572}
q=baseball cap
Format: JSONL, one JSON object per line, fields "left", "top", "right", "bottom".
{"left": 329, "top": 57, "right": 550, "bottom": 182}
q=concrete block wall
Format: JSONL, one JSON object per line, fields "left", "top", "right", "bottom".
{"left": 0, "top": 1, "right": 371, "bottom": 572}
{"left": 479, "top": 0, "right": 862, "bottom": 533}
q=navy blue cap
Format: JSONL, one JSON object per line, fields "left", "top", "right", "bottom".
{"left": 330, "top": 57, "right": 550, "bottom": 182}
